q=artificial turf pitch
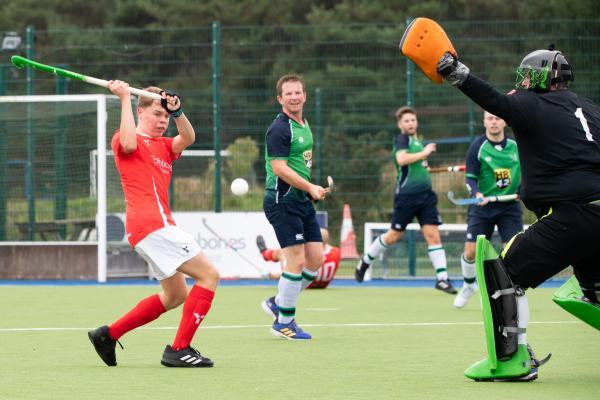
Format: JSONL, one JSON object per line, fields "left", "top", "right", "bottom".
{"left": 0, "top": 284, "right": 597, "bottom": 399}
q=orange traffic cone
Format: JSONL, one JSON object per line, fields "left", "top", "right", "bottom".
{"left": 340, "top": 203, "right": 360, "bottom": 259}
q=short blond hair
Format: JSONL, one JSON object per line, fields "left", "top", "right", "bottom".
{"left": 276, "top": 74, "right": 305, "bottom": 96}
{"left": 137, "top": 86, "right": 162, "bottom": 108}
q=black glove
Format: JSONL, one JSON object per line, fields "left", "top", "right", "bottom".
{"left": 160, "top": 91, "right": 183, "bottom": 118}
{"left": 437, "top": 52, "right": 470, "bottom": 87}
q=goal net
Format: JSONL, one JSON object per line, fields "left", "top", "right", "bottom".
{"left": 362, "top": 222, "right": 572, "bottom": 281}
{"left": 0, "top": 94, "right": 120, "bottom": 281}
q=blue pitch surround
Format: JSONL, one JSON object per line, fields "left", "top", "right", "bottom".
{"left": 0, "top": 278, "right": 566, "bottom": 288}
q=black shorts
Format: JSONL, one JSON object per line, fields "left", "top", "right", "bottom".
{"left": 502, "top": 202, "right": 600, "bottom": 289}
{"left": 263, "top": 197, "right": 322, "bottom": 248}
{"left": 466, "top": 202, "right": 523, "bottom": 243}
{"left": 390, "top": 189, "right": 442, "bottom": 231}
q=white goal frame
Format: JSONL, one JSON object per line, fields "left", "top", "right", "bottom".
{"left": 0, "top": 94, "right": 110, "bottom": 282}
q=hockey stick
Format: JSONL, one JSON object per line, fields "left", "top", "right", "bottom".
{"left": 447, "top": 191, "right": 519, "bottom": 206}
{"left": 201, "top": 217, "right": 268, "bottom": 277}
{"left": 429, "top": 165, "right": 465, "bottom": 173}
{"left": 326, "top": 175, "right": 334, "bottom": 193}
{"left": 11, "top": 56, "right": 161, "bottom": 100}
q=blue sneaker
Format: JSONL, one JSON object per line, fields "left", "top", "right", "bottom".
{"left": 261, "top": 296, "right": 279, "bottom": 319}
{"left": 271, "top": 319, "right": 312, "bottom": 340}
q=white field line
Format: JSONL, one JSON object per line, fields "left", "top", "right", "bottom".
{"left": 0, "top": 320, "right": 579, "bottom": 332}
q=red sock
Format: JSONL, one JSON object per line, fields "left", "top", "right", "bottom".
{"left": 262, "top": 249, "right": 276, "bottom": 261}
{"left": 172, "top": 286, "right": 215, "bottom": 350}
{"left": 108, "top": 294, "right": 166, "bottom": 340}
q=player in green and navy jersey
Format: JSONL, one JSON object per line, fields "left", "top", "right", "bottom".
{"left": 454, "top": 111, "right": 523, "bottom": 308}
{"left": 261, "top": 74, "right": 330, "bottom": 340}
{"left": 355, "top": 106, "right": 456, "bottom": 294}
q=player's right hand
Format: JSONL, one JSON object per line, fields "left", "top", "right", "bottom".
{"left": 308, "top": 184, "right": 327, "bottom": 202}
{"left": 107, "top": 80, "right": 131, "bottom": 99}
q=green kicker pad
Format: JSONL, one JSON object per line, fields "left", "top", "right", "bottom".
{"left": 553, "top": 276, "right": 600, "bottom": 331}
{"left": 464, "top": 235, "right": 532, "bottom": 381}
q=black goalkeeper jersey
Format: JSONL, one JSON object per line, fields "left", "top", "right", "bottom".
{"left": 459, "top": 74, "right": 600, "bottom": 213}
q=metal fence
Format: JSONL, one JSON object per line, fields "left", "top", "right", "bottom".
{"left": 1, "top": 19, "right": 599, "bottom": 248}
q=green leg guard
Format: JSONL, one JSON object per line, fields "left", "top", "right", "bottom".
{"left": 464, "top": 236, "right": 532, "bottom": 381}
{"left": 553, "top": 276, "right": 600, "bottom": 331}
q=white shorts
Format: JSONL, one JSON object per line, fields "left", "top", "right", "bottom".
{"left": 135, "top": 225, "right": 201, "bottom": 280}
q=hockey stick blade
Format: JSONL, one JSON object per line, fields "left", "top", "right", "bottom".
{"left": 326, "top": 175, "right": 334, "bottom": 192}
{"left": 11, "top": 56, "right": 161, "bottom": 100}
{"left": 447, "top": 191, "right": 481, "bottom": 205}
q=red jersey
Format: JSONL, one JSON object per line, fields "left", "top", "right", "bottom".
{"left": 112, "top": 132, "right": 181, "bottom": 247}
{"left": 307, "top": 246, "right": 341, "bottom": 289}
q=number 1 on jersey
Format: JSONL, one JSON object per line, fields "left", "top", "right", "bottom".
{"left": 574, "top": 107, "right": 594, "bottom": 142}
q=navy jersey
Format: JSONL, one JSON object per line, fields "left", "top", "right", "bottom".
{"left": 460, "top": 74, "right": 600, "bottom": 213}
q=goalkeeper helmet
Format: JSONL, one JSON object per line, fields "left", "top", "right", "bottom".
{"left": 515, "top": 45, "right": 573, "bottom": 91}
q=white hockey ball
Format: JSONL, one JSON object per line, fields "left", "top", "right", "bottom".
{"left": 231, "top": 178, "right": 249, "bottom": 196}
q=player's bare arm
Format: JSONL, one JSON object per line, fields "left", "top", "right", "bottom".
{"left": 164, "top": 93, "right": 195, "bottom": 154}
{"left": 108, "top": 80, "right": 137, "bottom": 153}
{"left": 396, "top": 143, "right": 436, "bottom": 166}
{"left": 270, "top": 159, "right": 328, "bottom": 201}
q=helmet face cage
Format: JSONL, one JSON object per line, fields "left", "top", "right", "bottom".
{"left": 515, "top": 65, "right": 550, "bottom": 90}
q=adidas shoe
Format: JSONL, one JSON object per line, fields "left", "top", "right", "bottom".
{"left": 355, "top": 259, "right": 370, "bottom": 283}
{"left": 435, "top": 279, "right": 458, "bottom": 294}
{"left": 453, "top": 283, "right": 477, "bottom": 308}
{"left": 256, "top": 235, "right": 268, "bottom": 260}
{"left": 261, "top": 296, "right": 279, "bottom": 319}
{"left": 161, "top": 345, "right": 214, "bottom": 368}
{"left": 88, "top": 325, "right": 121, "bottom": 366}
{"left": 271, "top": 319, "right": 312, "bottom": 340}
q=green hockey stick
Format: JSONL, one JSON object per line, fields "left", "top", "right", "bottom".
{"left": 11, "top": 55, "right": 161, "bottom": 100}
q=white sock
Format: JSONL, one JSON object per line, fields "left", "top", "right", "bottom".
{"left": 362, "top": 235, "right": 388, "bottom": 265}
{"left": 277, "top": 272, "right": 302, "bottom": 324}
{"left": 517, "top": 294, "right": 529, "bottom": 345}
{"left": 300, "top": 267, "right": 318, "bottom": 290}
{"left": 428, "top": 245, "right": 448, "bottom": 280}
{"left": 461, "top": 253, "right": 477, "bottom": 286}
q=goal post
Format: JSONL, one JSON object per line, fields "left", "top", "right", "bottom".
{"left": 0, "top": 94, "right": 115, "bottom": 282}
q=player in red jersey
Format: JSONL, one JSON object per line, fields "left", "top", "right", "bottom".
{"left": 88, "top": 81, "right": 220, "bottom": 368}
{"left": 257, "top": 228, "right": 341, "bottom": 289}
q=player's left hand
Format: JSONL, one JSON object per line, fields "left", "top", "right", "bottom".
{"left": 160, "top": 91, "right": 183, "bottom": 117}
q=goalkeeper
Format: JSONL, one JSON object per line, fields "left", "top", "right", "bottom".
{"left": 433, "top": 43, "right": 600, "bottom": 380}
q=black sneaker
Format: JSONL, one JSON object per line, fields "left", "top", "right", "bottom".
{"left": 355, "top": 259, "right": 370, "bottom": 283}
{"left": 88, "top": 325, "right": 121, "bottom": 366}
{"left": 256, "top": 235, "right": 268, "bottom": 260}
{"left": 161, "top": 345, "right": 214, "bottom": 368}
{"left": 434, "top": 279, "right": 457, "bottom": 294}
